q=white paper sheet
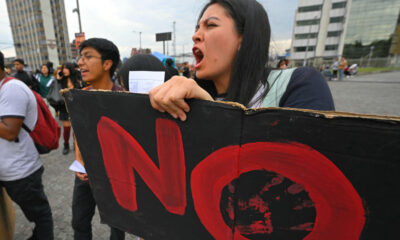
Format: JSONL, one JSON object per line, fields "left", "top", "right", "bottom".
{"left": 128, "top": 71, "right": 165, "bottom": 94}
{"left": 46, "top": 78, "right": 55, "bottom": 87}
{"left": 69, "top": 160, "right": 87, "bottom": 174}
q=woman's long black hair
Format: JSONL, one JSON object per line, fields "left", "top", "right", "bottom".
{"left": 61, "top": 62, "right": 81, "bottom": 89}
{"left": 197, "top": 0, "right": 271, "bottom": 106}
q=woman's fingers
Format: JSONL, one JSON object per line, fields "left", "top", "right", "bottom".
{"left": 149, "top": 85, "right": 166, "bottom": 113}
{"left": 149, "top": 76, "right": 213, "bottom": 121}
{"left": 158, "top": 98, "right": 186, "bottom": 120}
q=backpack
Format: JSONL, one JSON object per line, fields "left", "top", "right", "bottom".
{"left": 1, "top": 77, "right": 61, "bottom": 154}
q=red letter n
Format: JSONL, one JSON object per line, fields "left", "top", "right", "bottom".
{"left": 97, "top": 116, "right": 186, "bottom": 215}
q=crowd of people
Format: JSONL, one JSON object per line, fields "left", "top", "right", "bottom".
{"left": 320, "top": 56, "right": 358, "bottom": 81}
{"left": 1, "top": 0, "right": 336, "bottom": 239}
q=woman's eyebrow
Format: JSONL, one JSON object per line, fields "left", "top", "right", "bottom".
{"left": 204, "top": 16, "right": 220, "bottom": 22}
{"left": 196, "top": 16, "right": 221, "bottom": 30}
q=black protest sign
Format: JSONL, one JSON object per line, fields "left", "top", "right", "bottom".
{"left": 64, "top": 89, "right": 400, "bottom": 240}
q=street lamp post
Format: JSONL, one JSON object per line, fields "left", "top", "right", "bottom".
{"left": 72, "top": 0, "right": 83, "bottom": 33}
{"left": 133, "top": 31, "right": 142, "bottom": 50}
{"left": 139, "top": 32, "right": 142, "bottom": 50}
{"left": 368, "top": 46, "right": 375, "bottom": 67}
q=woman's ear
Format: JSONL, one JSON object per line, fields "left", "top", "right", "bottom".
{"left": 238, "top": 35, "right": 243, "bottom": 51}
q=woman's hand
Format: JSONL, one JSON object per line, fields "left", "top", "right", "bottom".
{"left": 149, "top": 76, "right": 213, "bottom": 121}
{"left": 56, "top": 71, "right": 62, "bottom": 80}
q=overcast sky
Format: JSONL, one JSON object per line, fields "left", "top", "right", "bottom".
{"left": 0, "top": 0, "right": 297, "bottom": 58}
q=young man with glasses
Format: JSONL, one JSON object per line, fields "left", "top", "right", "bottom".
{"left": 72, "top": 38, "right": 125, "bottom": 240}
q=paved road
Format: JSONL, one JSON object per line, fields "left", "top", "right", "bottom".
{"left": 13, "top": 71, "right": 400, "bottom": 239}
{"left": 13, "top": 140, "right": 140, "bottom": 239}
{"left": 328, "top": 71, "right": 400, "bottom": 116}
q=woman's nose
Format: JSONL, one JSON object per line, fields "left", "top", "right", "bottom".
{"left": 192, "top": 29, "right": 203, "bottom": 43}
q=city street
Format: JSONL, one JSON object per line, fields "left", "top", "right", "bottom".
{"left": 328, "top": 71, "right": 400, "bottom": 116}
{"left": 13, "top": 71, "right": 400, "bottom": 239}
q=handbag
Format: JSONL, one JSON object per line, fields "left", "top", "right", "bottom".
{"left": 46, "top": 80, "right": 64, "bottom": 108}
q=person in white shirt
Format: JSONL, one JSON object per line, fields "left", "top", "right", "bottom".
{"left": 0, "top": 51, "right": 53, "bottom": 240}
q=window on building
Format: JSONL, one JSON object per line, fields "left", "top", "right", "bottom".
{"left": 297, "top": 19, "right": 320, "bottom": 26}
{"left": 294, "top": 46, "right": 316, "bottom": 52}
{"left": 327, "top": 31, "right": 342, "bottom": 37}
{"left": 295, "top": 33, "right": 318, "bottom": 39}
{"left": 298, "top": 5, "right": 322, "bottom": 13}
{"left": 330, "top": 16, "right": 345, "bottom": 23}
{"left": 325, "top": 45, "right": 338, "bottom": 51}
{"left": 332, "top": 2, "right": 347, "bottom": 9}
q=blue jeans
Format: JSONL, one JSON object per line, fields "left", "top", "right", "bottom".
{"left": 72, "top": 176, "right": 125, "bottom": 240}
{"left": 0, "top": 167, "right": 54, "bottom": 240}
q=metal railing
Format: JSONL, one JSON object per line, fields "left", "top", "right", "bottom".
{"left": 290, "top": 55, "right": 400, "bottom": 69}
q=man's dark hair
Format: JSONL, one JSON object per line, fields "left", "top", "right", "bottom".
{"left": 79, "top": 38, "right": 120, "bottom": 78}
{"left": 13, "top": 58, "right": 25, "bottom": 65}
{"left": 166, "top": 58, "right": 174, "bottom": 67}
{"left": 0, "top": 51, "right": 4, "bottom": 70}
{"left": 46, "top": 61, "right": 54, "bottom": 74}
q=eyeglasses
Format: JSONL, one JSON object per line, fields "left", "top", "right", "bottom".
{"left": 78, "top": 54, "right": 102, "bottom": 63}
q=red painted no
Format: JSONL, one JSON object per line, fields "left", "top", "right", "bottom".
{"left": 97, "top": 117, "right": 365, "bottom": 239}
{"left": 97, "top": 117, "right": 186, "bottom": 215}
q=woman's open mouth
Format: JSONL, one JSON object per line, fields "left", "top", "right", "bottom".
{"left": 193, "top": 47, "right": 204, "bottom": 68}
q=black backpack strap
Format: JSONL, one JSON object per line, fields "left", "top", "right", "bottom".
{"left": 22, "top": 123, "right": 32, "bottom": 133}
{"left": 14, "top": 123, "right": 31, "bottom": 143}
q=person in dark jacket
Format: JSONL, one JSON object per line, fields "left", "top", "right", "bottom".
{"left": 13, "top": 59, "right": 39, "bottom": 92}
{"left": 182, "top": 61, "right": 191, "bottom": 78}
{"left": 164, "top": 58, "right": 179, "bottom": 82}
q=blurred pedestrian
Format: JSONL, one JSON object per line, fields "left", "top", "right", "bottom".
{"left": 57, "top": 63, "right": 81, "bottom": 155}
{"left": 331, "top": 58, "right": 339, "bottom": 81}
{"left": 339, "top": 57, "right": 348, "bottom": 80}
{"left": 13, "top": 59, "right": 39, "bottom": 92}
{"left": 0, "top": 51, "right": 54, "bottom": 240}
{"left": 5, "top": 64, "right": 13, "bottom": 76}
{"left": 276, "top": 59, "right": 288, "bottom": 69}
{"left": 182, "top": 61, "right": 191, "bottom": 78}
{"left": 165, "top": 58, "right": 179, "bottom": 81}
{"left": 37, "top": 64, "right": 55, "bottom": 98}
{"left": 320, "top": 64, "right": 333, "bottom": 81}
{"left": 46, "top": 61, "right": 54, "bottom": 75}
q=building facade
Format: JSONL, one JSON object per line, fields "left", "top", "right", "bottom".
{"left": 290, "top": 0, "right": 351, "bottom": 66}
{"left": 290, "top": 0, "right": 400, "bottom": 66}
{"left": 390, "top": 10, "right": 400, "bottom": 56}
{"left": 343, "top": 0, "right": 400, "bottom": 59}
{"left": 6, "top": 0, "right": 72, "bottom": 70}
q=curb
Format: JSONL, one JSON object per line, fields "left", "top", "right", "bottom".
{"left": 358, "top": 70, "right": 400, "bottom": 75}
